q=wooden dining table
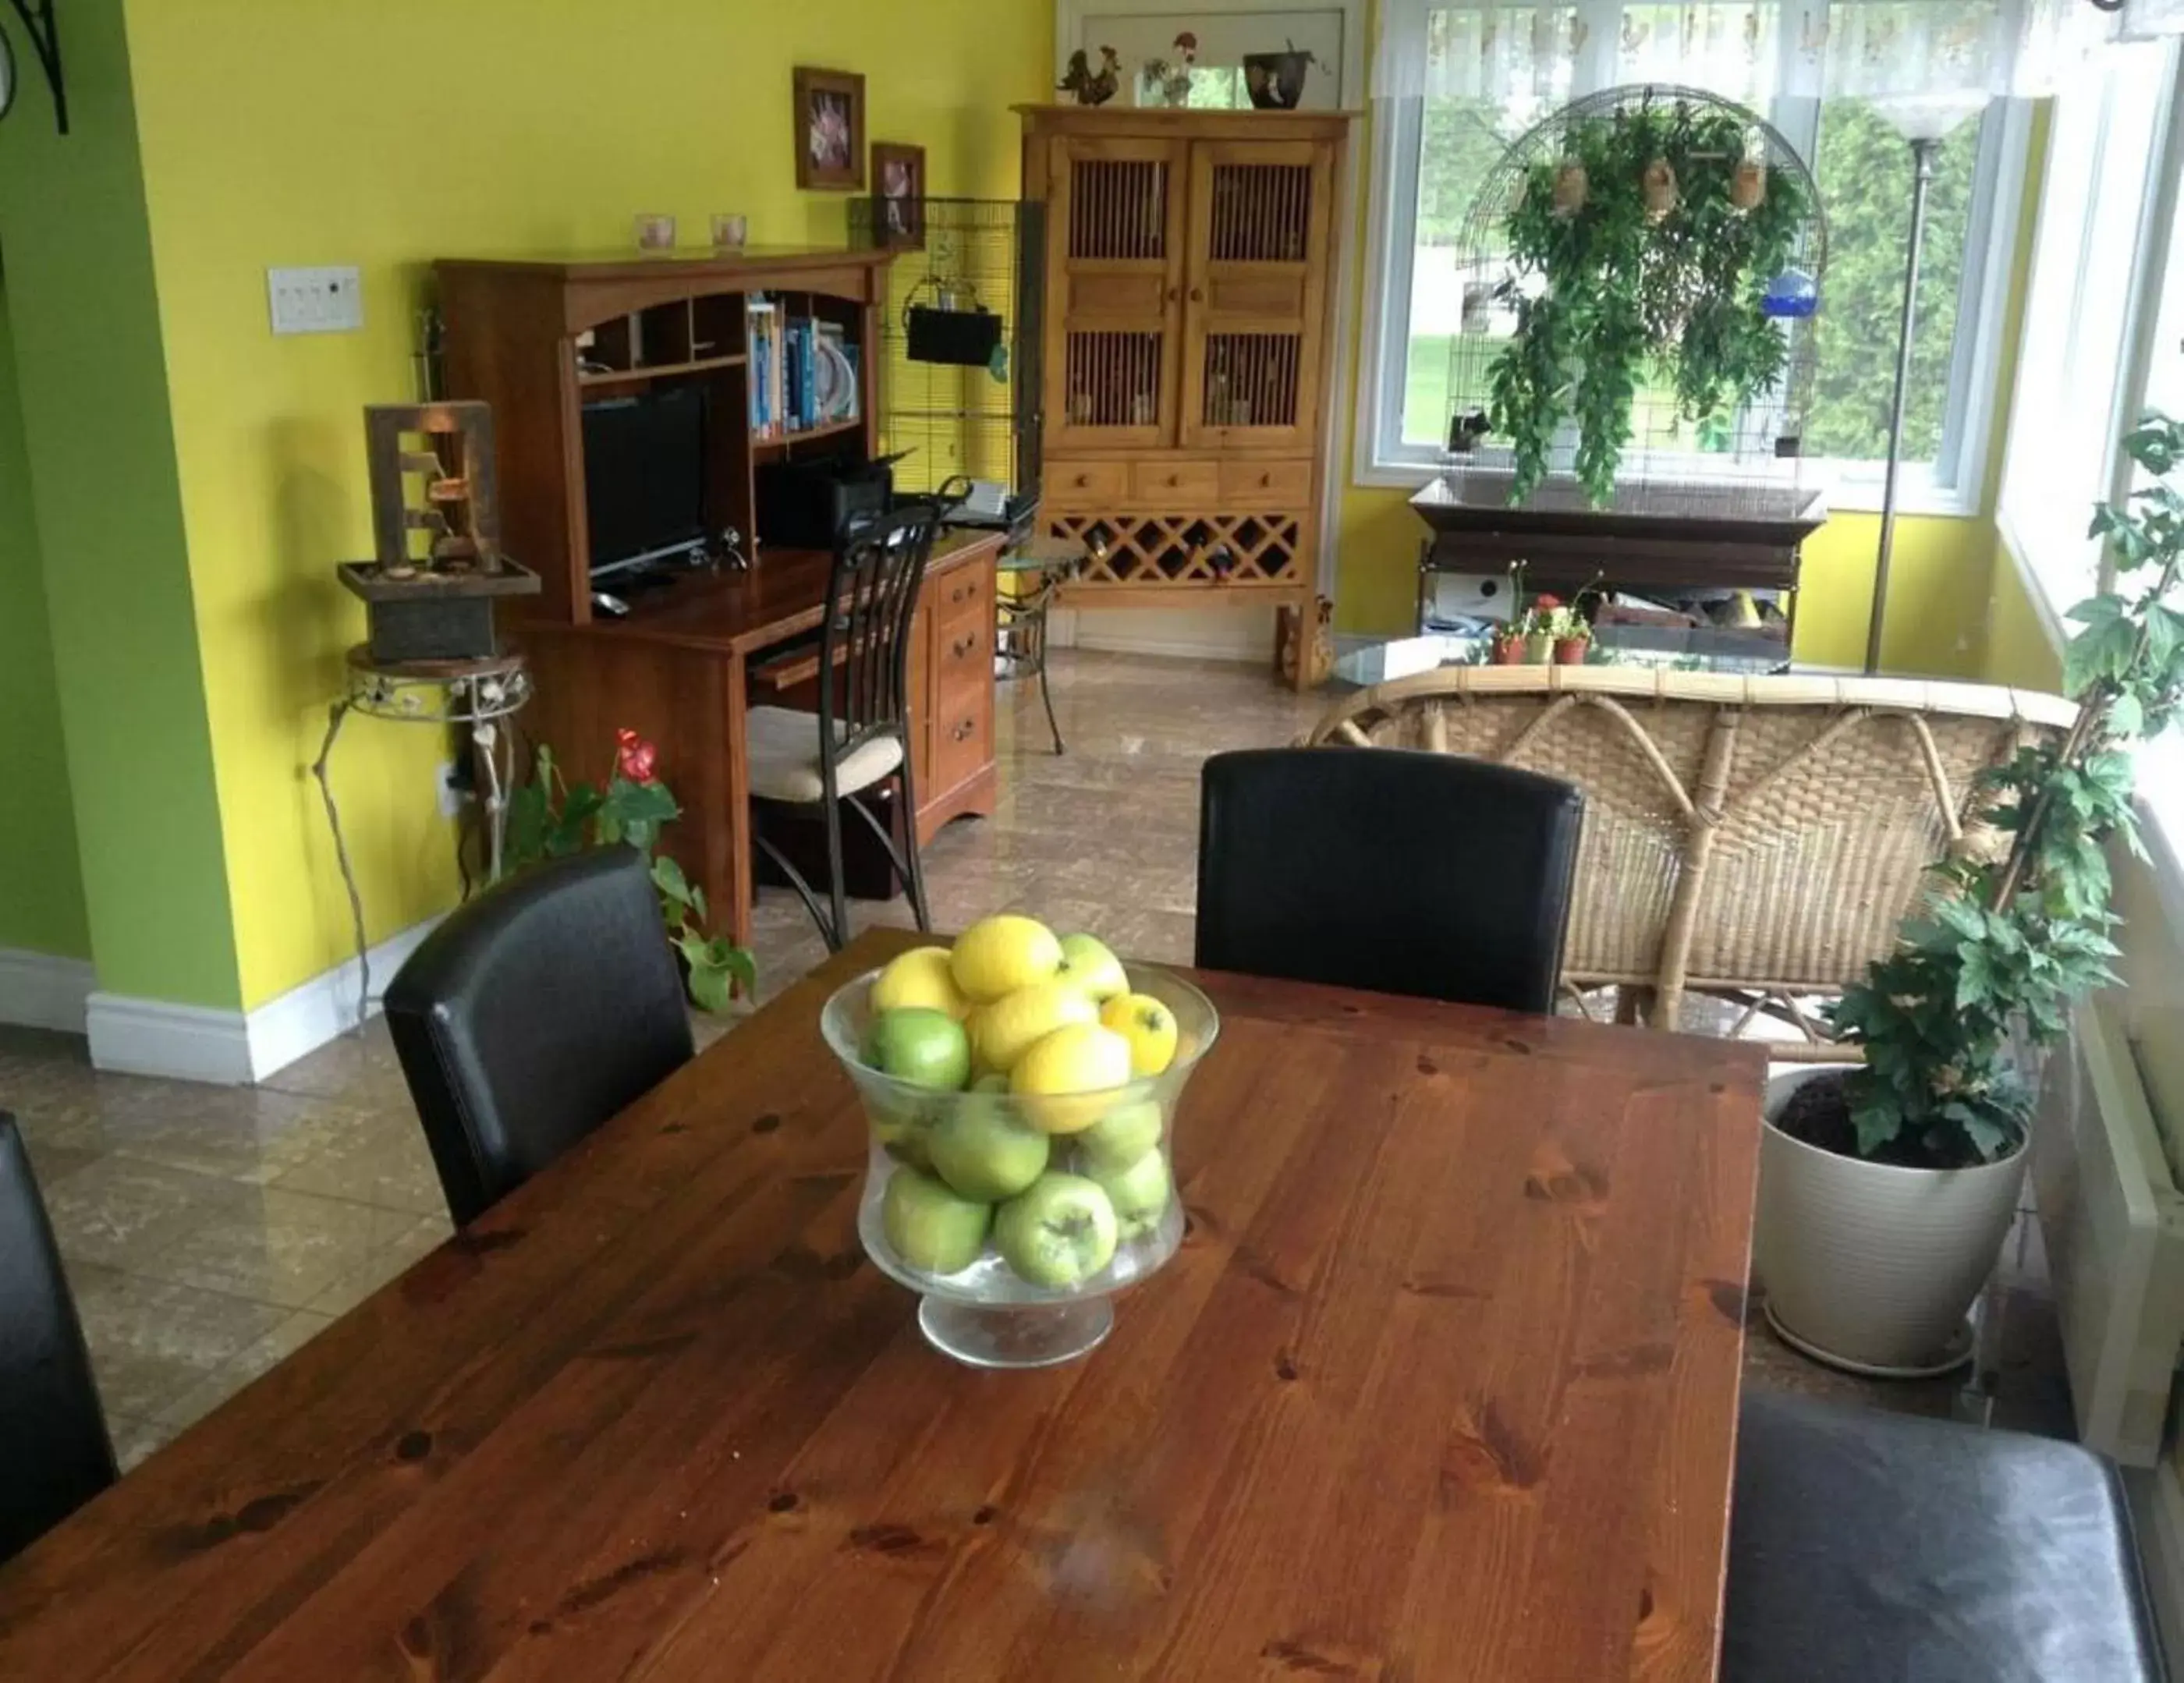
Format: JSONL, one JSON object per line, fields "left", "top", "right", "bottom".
{"left": 0, "top": 929, "right": 1764, "bottom": 1681}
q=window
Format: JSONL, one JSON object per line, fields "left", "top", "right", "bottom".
{"left": 1361, "top": 0, "right": 2026, "bottom": 508}
{"left": 1998, "top": 46, "right": 2175, "bottom": 611}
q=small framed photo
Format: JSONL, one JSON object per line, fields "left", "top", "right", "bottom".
{"left": 870, "top": 142, "right": 927, "bottom": 250}
{"left": 793, "top": 67, "right": 866, "bottom": 192}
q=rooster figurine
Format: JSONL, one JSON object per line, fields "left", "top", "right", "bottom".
{"left": 1059, "top": 45, "right": 1122, "bottom": 106}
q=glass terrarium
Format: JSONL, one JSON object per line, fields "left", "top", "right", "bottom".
{"left": 821, "top": 965, "right": 1219, "bottom": 1368}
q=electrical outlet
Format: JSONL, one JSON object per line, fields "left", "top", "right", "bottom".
{"left": 436, "top": 762, "right": 466, "bottom": 819}
{"left": 268, "top": 265, "right": 363, "bottom": 335}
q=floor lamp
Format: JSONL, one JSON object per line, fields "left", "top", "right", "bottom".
{"left": 1866, "top": 133, "right": 1945, "bottom": 675}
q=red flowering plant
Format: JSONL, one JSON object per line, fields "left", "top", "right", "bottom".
{"left": 502, "top": 731, "right": 756, "bottom": 1010}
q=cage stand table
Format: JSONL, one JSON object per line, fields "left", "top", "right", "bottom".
{"left": 994, "top": 537, "right": 1087, "bottom": 755}
{"left": 312, "top": 646, "right": 530, "bottom": 1036}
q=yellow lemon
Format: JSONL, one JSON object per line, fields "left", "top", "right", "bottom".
{"left": 1010, "top": 1022, "right": 1134, "bottom": 1133}
{"left": 949, "top": 915, "right": 1063, "bottom": 1003}
{"left": 973, "top": 981, "right": 1097, "bottom": 1074}
{"left": 1099, "top": 993, "right": 1179, "bottom": 1078}
{"left": 870, "top": 946, "right": 970, "bottom": 1020}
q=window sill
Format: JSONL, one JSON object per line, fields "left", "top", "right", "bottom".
{"left": 1353, "top": 457, "right": 1987, "bottom": 519}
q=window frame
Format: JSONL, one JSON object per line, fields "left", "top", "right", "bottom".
{"left": 1996, "top": 44, "right": 2182, "bottom": 628}
{"left": 1352, "top": 8, "right": 2034, "bottom": 517}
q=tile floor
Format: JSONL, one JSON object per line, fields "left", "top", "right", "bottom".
{"left": 0, "top": 649, "right": 2071, "bottom": 1472}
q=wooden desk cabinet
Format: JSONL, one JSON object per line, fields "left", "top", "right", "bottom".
{"left": 436, "top": 247, "right": 1000, "bottom": 943}
{"left": 519, "top": 533, "right": 999, "bottom": 947}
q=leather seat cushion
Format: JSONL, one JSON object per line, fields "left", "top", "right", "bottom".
{"left": 746, "top": 705, "right": 903, "bottom": 803}
{"left": 1724, "top": 1387, "right": 2163, "bottom": 1682}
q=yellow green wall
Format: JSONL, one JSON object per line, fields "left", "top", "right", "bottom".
{"left": 0, "top": 0, "right": 241, "bottom": 1006}
{"left": 0, "top": 270, "right": 90, "bottom": 960}
{"left": 116, "top": 1, "right": 1051, "bottom": 1011}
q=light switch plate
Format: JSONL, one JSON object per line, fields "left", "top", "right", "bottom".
{"left": 268, "top": 265, "right": 363, "bottom": 335}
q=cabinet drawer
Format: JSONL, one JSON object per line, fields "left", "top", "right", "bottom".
{"left": 931, "top": 561, "right": 990, "bottom": 631}
{"left": 1129, "top": 458, "right": 1221, "bottom": 503}
{"left": 933, "top": 690, "right": 991, "bottom": 795}
{"left": 935, "top": 613, "right": 991, "bottom": 702}
{"left": 1046, "top": 460, "right": 1129, "bottom": 507}
{"left": 1219, "top": 459, "right": 1314, "bottom": 505}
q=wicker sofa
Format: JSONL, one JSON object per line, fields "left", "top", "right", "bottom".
{"left": 1303, "top": 666, "right": 2077, "bottom": 1052}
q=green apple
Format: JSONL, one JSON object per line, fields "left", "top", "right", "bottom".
{"left": 881, "top": 1167, "right": 991, "bottom": 1275}
{"left": 928, "top": 1091, "right": 1051, "bottom": 1202}
{"left": 1090, "top": 1147, "right": 1172, "bottom": 1242}
{"left": 863, "top": 1007, "right": 972, "bottom": 1092}
{"left": 994, "top": 1173, "right": 1119, "bottom": 1288}
{"left": 1076, "top": 1100, "right": 1164, "bottom": 1176}
{"left": 1054, "top": 933, "right": 1129, "bottom": 1002}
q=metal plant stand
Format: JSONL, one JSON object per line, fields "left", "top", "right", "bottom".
{"left": 312, "top": 646, "right": 530, "bottom": 1033}
{"left": 994, "top": 537, "right": 1086, "bottom": 755}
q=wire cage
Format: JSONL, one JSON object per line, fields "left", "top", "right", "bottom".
{"left": 1439, "top": 84, "right": 1828, "bottom": 526}
{"left": 851, "top": 197, "right": 1045, "bottom": 536}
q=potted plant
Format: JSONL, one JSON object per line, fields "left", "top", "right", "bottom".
{"left": 1487, "top": 98, "right": 1809, "bottom": 506}
{"left": 503, "top": 728, "right": 757, "bottom": 1012}
{"left": 1520, "top": 597, "right": 1557, "bottom": 664}
{"left": 1757, "top": 413, "right": 2184, "bottom": 1374}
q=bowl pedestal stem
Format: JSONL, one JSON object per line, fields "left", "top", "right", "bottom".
{"left": 918, "top": 1295, "right": 1115, "bottom": 1368}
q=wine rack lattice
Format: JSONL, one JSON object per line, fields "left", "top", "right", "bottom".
{"left": 1048, "top": 512, "right": 1305, "bottom": 588}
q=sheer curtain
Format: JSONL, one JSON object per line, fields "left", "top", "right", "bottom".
{"left": 1375, "top": 0, "right": 2179, "bottom": 114}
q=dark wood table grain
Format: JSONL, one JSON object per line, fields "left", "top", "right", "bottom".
{"left": 0, "top": 930, "right": 1764, "bottom": 1681}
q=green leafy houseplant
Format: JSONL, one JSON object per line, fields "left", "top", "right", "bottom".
{"left": 1809, "top": 413, "right": 2184, "bottom": 1169}
{"left": 502, "top": 729, "right": 757, "bottom": 1012}
{"left": 1488, "top": 98, "right": 1809, "bottom": 505}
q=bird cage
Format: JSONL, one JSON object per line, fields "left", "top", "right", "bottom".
{"left": 852, "top": 197, "right": 1045, "bottom": 537}
{"left": 1440, "top": 84, "right": 1827, "bottom": 525}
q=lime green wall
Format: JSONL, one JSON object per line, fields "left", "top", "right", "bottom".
{"left": 118, "top": 0, "right": 1052, "bottom": 1011}
{"left": 0, "top": 0, "right": 241, "bottom": 1007}
{"left": 0, "top": 269, "right": 90, "bottom": 960}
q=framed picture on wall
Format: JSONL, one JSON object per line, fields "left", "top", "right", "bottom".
{"left": 870, "top": 142, "right": 927, "bottom": 250}
{"left": 793, "top": 67, "right": 866, "bottom": 191}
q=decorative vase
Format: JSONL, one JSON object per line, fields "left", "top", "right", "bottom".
{"left": 823, "top": 965, "right": 1220, "bottom": 1368}
{"left": 1553, "top": 636, "right": 1589, "bottom": 665}
{"left": 1242, "top": 46, "right": 1314, "bottom": 110}
{"left": 1523, "top": 632, "right": 1553, "bottom": 663}
{"left": 1755, "top": 1067, "right": 2028, "bottom": 1377}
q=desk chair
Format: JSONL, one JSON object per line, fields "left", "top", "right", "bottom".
{"left": 385, "top": 846, "right": 694, "bottom": 1226}
{"left": 0, "top": 1114, "right": 116, "bottom": 1561}
{"left": 748, "top": 505, "right": 938, "bottom": 951}
{"left": 1195, "top": 746, "right": 1584, "bottom": 1014}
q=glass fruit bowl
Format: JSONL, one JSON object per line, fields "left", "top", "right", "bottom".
{"left": 821, "top": 963, "right": 1219, "bottom": 1368}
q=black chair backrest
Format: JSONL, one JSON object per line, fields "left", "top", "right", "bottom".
{"left": 385, "top": 846, "right": 695, "bottom": 1227}
{"left": 820, "top": 503, "right": 939, "bottom": 764}
{"left": 0, "top": 1114, "right": 116, "bottom": 1562}
{"left": 1195, "top": 746, "right": 1584, "bottom": 1013}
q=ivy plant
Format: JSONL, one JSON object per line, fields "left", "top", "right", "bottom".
{"left": 1487, "top": 98, "right": 1808, "bottom": 505}
{"left": 1828, "top": 413, "right": 2184, "bottom": 1167}
{"left": 502, "top": 731, "right": 757, "bottom": 1012}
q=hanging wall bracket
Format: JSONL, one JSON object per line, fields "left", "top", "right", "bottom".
{"left": 4, "top": 0, "right": 66, "bottom": 135}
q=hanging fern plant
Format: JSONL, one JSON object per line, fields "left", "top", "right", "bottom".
{"left": 1487, "top": 96, "right": 1810, "bottom": 506}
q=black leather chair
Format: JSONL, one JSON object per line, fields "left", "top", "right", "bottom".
{"left": 0, "top": 1114, "right": 116, "bottom": 1562}
{"left": 1725, "top": 1387, "right": 2164, "bottom": 1682}
{"left": 1194, "top": 746, "right": 1584, "bottom": 1013}
{"left": 385, "top": 845, "right": 694, "bottom": 1227}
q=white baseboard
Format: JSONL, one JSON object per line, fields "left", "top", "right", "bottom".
{"left": 84, "top": 916, "right": 441, "bottom": 1087}
{"left": 85, "top": 994, "right": 254, "bottom": 1086}
{"left": 0, "top": 948, "right": 98, "bottom": 1036}
{"left": 1051, "top": 604, "right": 1278, "bottom": 664}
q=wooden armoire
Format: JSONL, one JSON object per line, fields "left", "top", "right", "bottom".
{"left": 1017, "top": 105, "right": 1352, "bottom": 686}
